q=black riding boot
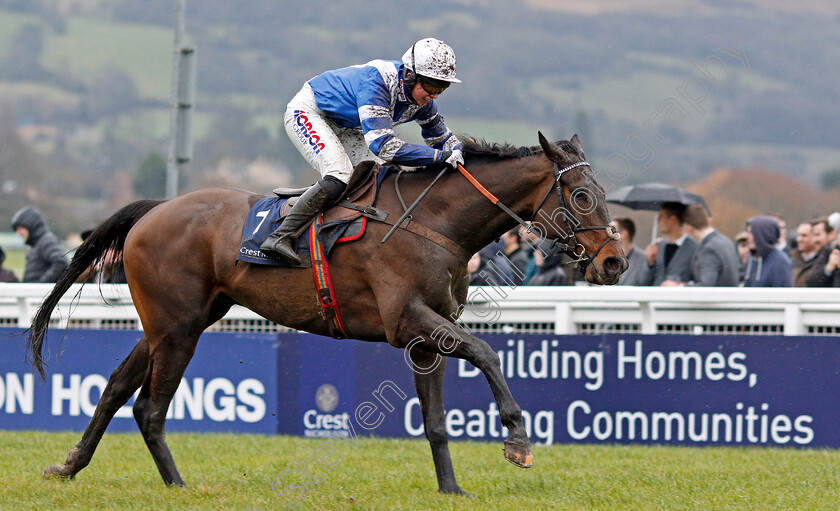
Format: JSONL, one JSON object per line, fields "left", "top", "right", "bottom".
{"left": 260, "top": 176, "right": 346, "bottom": 265}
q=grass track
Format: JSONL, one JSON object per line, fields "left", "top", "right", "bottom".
{"left": 1, "top": 431, "right": 840, "bottom": 510}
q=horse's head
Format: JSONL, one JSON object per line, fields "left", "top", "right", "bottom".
{"left": 530, "top": 132, "right": 628, "bottom": 285}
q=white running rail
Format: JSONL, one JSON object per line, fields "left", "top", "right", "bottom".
{"left": 2, "top": 283, "right": 839, "bottom": 336}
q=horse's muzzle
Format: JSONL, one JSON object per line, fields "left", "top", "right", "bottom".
{"left": 586, "top": 255, "right": 628, "bottom": 285}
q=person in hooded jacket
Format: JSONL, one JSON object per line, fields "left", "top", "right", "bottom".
{"left": 527, "top": 247, "right": 568, "bottom": 286}
{"left": 0, "top": 246, "right": 19, "bottom": 282}
{"left": 742, "top": 215, "right": 793, "bottom": 287}
{"left": 10, "top": 206, "right": 69, "bottom": 283}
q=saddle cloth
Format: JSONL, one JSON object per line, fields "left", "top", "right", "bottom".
{"left": 236, "top": 164, "right": 394, "bottom": 267}
{"left": 237, "top": 198, "right": 368, "bottom": 268}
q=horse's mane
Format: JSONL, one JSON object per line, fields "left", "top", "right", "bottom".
{"left": 461, "top": 136, "right": 581, "bottom": 164}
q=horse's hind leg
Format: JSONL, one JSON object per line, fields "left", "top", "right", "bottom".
{"left": 132, "top": 335, "right": 198, "bottom": 486}
{"left": 43, "top": 335, "right": 150, "bottom": 479}
{"left": 410, "top": 350, "right": 464, "bottom": 494}
{"left": 128, "top": 267, "right": 232, "bottom": 485}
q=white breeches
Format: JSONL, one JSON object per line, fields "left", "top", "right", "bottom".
{"left": 284, "top": 83, "right": 383, "bottom": 184}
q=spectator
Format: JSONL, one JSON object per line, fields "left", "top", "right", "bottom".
{"left": 611, "top": 217, "right": 646, "bottom": 285}
{"left": 0, "top": 246, "right": 19, "bottom": 283}
{"left": 772, "top": 216, "right": 790, "bottom": 257}
{"left": 77, "top": 229, "right": 127, "bottom": 284}
{"left": 809, "top": 218, "right": 834, "bottom": 254}
{"left": 804, "top": 245, "right": 840, "bottom": 287}
{"left": 791, "top": 222, "right": 818, "bottom": 287}
{"left": 743, "top": 215, "right": 793, "bottom": 287}
{"left": 10, "top": 206, "right": 69, "bottom": 283}
{"left": 98, "top": 251, "right": 127, "bottom": 284}
{"left": 519, "top": 224, "right": 543, "bottom": 285}
{"left": 802, "top": 218, "right": 835, "bottom": 287}
{"left": 482, "top": 241, "right": 515, "bottom": 281}
{"left": 468, "top": 243, "right": 516, "bottom": 287}
{"left": 828, "top": 211, "right": 840, "bottom": 235}
{"left": 467, "top": 252, "right": 486, "bottom": 285}
{"left": 638, "top": 202, "right": 698, "bottom": 286}
{"left": 467, "top": 251, "right": 493, "bottom": 286}
{"left": 528, "top": 248, "right": 567, "bottom": 286}
{"left": 734, "top": 231, "right": 749, "bottom": 283}
{"left": 672, "top": 204, "right": 739, "bottom": 286}
{"left": 805, "top": 218, "right": 840, "bottom": 287}
{"left": 501, "top": 228, "right": 531, "bottom": 283}
{"left": 519, "top": 224, "right": 581, "bottom": 286}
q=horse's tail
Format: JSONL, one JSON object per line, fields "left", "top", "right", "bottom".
{"left": 27, "top": 199, "right": 164, "bottom": 379}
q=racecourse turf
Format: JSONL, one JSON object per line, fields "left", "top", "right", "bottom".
{"left": 1, "top": 431, "right": 839, "bottom": 510}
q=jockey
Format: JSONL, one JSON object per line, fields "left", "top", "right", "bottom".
{"left": 260, "top": 38, "right": 465, "bottom": 264}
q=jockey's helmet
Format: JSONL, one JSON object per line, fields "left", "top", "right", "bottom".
{"left": 402, "top": 38, "right": 460, "bottom": 95}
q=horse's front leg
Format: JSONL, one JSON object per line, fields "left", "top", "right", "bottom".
{"left": 395, "top": 304, "right": 533, "bottom": 469}
{"left": 409, "top": 349, "right": 466, "bottom": 494}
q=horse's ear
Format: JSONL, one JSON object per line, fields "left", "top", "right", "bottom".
{"left": 538, "top": 131, "right": 560, "bottom": 161}
{"left": 570, "top": 134, "right": 586, "bottom": 159}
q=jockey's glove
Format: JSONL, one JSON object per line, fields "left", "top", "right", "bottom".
{"left": 441, "top": 135, "right": 463, "bottom": 153}
{"left": 441, "top": 149, "right": 464, "bottom": 169}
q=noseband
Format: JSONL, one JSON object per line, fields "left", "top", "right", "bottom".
{"left": 529, "top": 161, "right": 619, "bottom": 272}
{"left": 456, "top": 160, "right": 619, "bottom": 274}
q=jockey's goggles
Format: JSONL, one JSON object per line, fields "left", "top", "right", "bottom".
{"left": 418, "top": 76, "right": 450, "bottom": 96}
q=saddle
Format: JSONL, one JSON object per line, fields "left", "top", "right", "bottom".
{"left": 273, "top": 161, "right": 386, "bottom": 224}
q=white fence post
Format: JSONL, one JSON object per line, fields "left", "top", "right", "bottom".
{"left": 16, "top": 296, "right": 30, "bottom": 329}
{"left": 639, "top": 301, "right": 657, "bottom": 334}
{"left": 554, "top": 303, "right": 573, "bottom": 334}
{"left": 784, "top": 304, "right": 804, "bottom": 336}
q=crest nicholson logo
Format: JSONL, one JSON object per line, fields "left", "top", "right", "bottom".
{"left": 315, "top": 383, "right": 339, "bottom": 413}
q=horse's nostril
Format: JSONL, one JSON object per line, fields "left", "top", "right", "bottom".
{"left": 604, "top": 257, "right": 623, "bottom": 275}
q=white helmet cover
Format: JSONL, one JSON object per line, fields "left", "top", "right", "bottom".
{"left": 401, "top": 38, "right": 461, "bottom": 83}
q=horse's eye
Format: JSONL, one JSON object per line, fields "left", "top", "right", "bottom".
{"left": 571, "top": 188, "right": 597, "bottom": 215}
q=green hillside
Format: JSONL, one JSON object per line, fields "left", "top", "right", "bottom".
{"left": 40, "top": 16, "right": 172, "bottom": 99}
{"left": 1, "top": 1, "right": 839, "bottom": 233}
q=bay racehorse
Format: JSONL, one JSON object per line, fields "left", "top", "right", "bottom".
{"left": 28, "top": 132, "right": 626, "bottom": 494}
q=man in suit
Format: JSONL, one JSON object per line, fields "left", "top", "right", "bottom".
{"left": 668, "top": 204, "right": 739, "bottom": 286}
{"left": 791, "top": 221, "right": 818, "bottom": 286}
{"left": 612, "top": 217, "right": 647, "bottom": 285}
{"left": 805, "top": 244, "right": 840, "bottom": 287}
{"left": 638, "top": 202, "right": 698, "bottom": 286}
{"left": 805, "top": 218, "right": 840, "bottom": 287}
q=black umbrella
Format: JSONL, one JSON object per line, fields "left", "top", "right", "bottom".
{"left": 606, "top": 183, "right": 710, "bottom": 213}
{"left": 606, "top": 183, "right": 710, "bottom": 242}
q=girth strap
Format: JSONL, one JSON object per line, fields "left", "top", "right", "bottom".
{"left": 309, "top": 214, "right": 349, "bottom": 339}
{"left": 380, "top": 216, "right": 471, "bottom": 263}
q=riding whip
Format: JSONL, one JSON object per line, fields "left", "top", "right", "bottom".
{"left": 381, "top": 166, "right": 449, "bottom": 244}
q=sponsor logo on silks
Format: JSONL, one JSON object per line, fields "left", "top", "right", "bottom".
{"left": 293, "top": 110, "right": 326, "bottom": 154}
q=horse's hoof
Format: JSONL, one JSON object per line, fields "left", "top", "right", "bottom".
{"left": 503, "top": 440, "right": 534, "bottom": 468}
{"left": 440, "top": 486, "right": 471, "bottom": 497}
{"left": 43, "top": 465, "right": 72, "bottom": 480}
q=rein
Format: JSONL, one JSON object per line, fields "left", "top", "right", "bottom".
{"left": 456, "top": 161, "right": 619, "bottom": 271}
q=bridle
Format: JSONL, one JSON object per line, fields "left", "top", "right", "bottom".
{"left": 456, "top": 159, "right": 620, "bottom": 272}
